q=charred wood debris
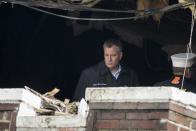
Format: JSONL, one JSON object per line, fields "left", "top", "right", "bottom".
{"left": 24, "top": 86, "right": 78, "bottom": 116}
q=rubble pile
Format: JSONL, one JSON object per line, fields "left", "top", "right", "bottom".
{"left": 24, "top": 86, "right": 79, "bottom": 116}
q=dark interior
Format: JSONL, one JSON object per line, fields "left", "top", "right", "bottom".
{"left": 0, "top": 1, "right": 195, "bottom": 100}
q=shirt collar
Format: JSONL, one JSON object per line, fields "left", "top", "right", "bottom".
{"left": 111, "top": 64, "right": 121, "bottom": 79}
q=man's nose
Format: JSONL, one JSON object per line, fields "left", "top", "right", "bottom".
{"left": 109, "top": 56, "right": 112, "bottom": 61}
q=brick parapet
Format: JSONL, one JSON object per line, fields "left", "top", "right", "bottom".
{"left": 0, "top": 103, "right": 18, "bottom": 131}
{"left": 0, "top": 88, "right": 86, "bottom": 131}
{"left": 86, "top": 87, "right": 196, "bottom": 131}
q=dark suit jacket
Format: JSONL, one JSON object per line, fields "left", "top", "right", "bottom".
{"left": 73, "top": 61, "right": 139, "bottom": 101}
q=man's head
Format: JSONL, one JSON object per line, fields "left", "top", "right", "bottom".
{"left": 171, "top": 53, "right": 196, "bottom": 78}
{"left": 103, "top": 39, "right": 123, "bottom": 71}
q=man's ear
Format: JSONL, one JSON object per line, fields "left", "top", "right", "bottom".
{"left": 120, "top": 52, "right": 123, "bottom": 60}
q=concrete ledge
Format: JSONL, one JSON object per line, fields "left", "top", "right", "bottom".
{"left": 0, "top": 88, "right": 41, "bottom": 109}
{"left": 16, "top": 115, "right": 86, "bottom": 128}
{"left": 0, "top": 88, "right": 42, "bottom": 116}
{"left": 85, "top": 87, "right": 196, "bottom": 107}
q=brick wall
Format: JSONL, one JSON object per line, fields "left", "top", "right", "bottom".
{"left": 1, "top": 87, "right": 196, "bottom": 131}
{"left": 0, "top": 103, "right": 18, "bottom": 131}
{"left": 86, "top": 87, "right": 196, "bottom": 131}
{"left": 0, "top": 89, "right": 86, "bottom": 131}
{"left": 87, "top": 102, "right": 196, "bottom": 131}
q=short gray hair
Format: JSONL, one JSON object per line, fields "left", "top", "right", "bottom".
{"left": 103, "top": 39, "right": 123, "bottom": 52}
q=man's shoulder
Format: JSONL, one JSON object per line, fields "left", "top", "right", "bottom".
{"left": 82, "top": 62, "right": 103, "bottom": 73}
{"left": 82, "top": 66, "right": 94, "bottom": 74}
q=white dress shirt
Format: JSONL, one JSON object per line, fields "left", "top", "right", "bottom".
{"left": 111, "top": 64, "right": 122, "bottom": 79}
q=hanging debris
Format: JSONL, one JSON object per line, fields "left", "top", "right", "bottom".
{"left": 178, "top": 0, "right": 196, "bottom": 17}
{"left": 137, "top": 0, "right": 169, "bottom": 22}
{"left": 24, "top": 86, "right": 79, "bottom": 116}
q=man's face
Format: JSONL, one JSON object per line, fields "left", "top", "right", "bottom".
{"left": 104, "top": 45, "right": 123, "bottom": 71}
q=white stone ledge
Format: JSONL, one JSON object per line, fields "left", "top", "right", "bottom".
{"left": 0, "top": 88, "right": 42, "bottom": 116}
{"left": 85, "top": 87, "right": 196, "bottom": 107}
{"left": 16, "top": 115, "right": 86, "bottom": 128}
{"left": 17, "top": 128, "right": 86, "bottom": 131}
{"left": 0, "top": 88, "right": 41, "bottom": 109}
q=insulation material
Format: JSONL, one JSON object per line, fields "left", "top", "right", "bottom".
{"left": 81, "top": 0, "right": 95, "bottom": 4}
{"left": 137, "top": 0, "right": 169, "bottom": 22}
{"left": 70, "top": 0, "right": 97, "bottom": 4}
{"left": 178, "top": 0, "right": 196, "bottom": 16}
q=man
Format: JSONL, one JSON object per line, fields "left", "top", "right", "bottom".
{"left": 73, "top": 39, "right": 139, "bottom": 101}
{"left": 155, "top": 52, "right": 196, "bottom": 92}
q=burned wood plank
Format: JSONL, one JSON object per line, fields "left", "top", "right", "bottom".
{"left": 24, "top": 86, "right": 78, "bottom": 115}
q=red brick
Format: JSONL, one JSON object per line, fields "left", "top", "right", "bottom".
{"left": 0, "top": 121, "right": 9, "bottom": 130}
{"left": 119, "top": 120, "right": 131, "bottom": 129}
{"left": 169, "top": 111, "right": 190, "bottom": 126}
{"left": 159, "top": 102, "right": 170, "bottom": 109}
{"left": 137, "top": 102, "right": 169, "bottom": 110}
{"left": 169, "top": 103, "right": 196, "bottom": 119}
{"left": 10, "top": 111, "right": 17, "bottom": 131}
{"left": 126, "top": 111, "right": 168, "bottom": 120}
{"left": 113, "top": 102, "right": 138, "bottom": 109}
{"left": 130, "top": 120, "right": 164, "bottom": 129}
{"left": 185, "top": 109, "right": 196, "bottom": 119}
{"left": 167, "top": 123, "right": 178, "bottom": 131}
{"left": 190, "top": 111, "right": 196, "bottom": 119}
{"left": 169, "top": 111, "right": 176, "bottom": 121}
{"left": 6, "top": 111, "right": 12, "bottom": 120}
{"left": 0, "top": 104, "right": 19, "bottom": 110}
{"left": 95, "top": 120, "right": 119, "bottom": 129}
{"left": 101, "top": 112, "right": 125, "bottom": 119}
{"left": 89, "top": 103, "right": 113, "bottom": 109}
{"left": 149, "top": 111, "right": 168, "bottom": 119}
{"left": 95, "top": 110, "right": 101, "bottom": 120}
{"left": 126, "top": 112, "right": 148, "bottom": 119}
{"left": 176, "top": 114, "right": 190, "bottom": 127}
{"left": 191, "top": 121, "right": 196, "bottom": 129}
{"left": 169, "top": 103, "right": 186, "bottom": 114}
